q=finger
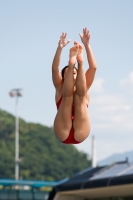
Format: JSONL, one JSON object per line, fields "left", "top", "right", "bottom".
{"left": 62, "top": 32, "right": 65, "bottom": 38}
{"left": 87, "top": 32, "right": 90, "bottom": 37}
{"left": 62, "top": 32, "right": 67, "bottom": 39}
{"left": 66, "top": 39, "right": 71, "bottom": 44}
{"left": 84, "top": 27, "right": 88, "bottom": 35}
{"left": 85, "top": 27, "right": 87, "bottom": 31}
{"left": 79, "top": 33, "right": 83, "bottom": 39}
{"left": 86, "top": 28, "right": 90, "bottom": 35}
{"left": 64, "top": 33, "right": 67, "bottom": 39}
{"left": 86, "top": 29, "right": 90, "bottom": 38}
{"left": 60, "top": 33, "right": 62, "bottom": 38}
{"left": 85, "top": 27, "right": 90, "bottom": 36}
{"left": 83, "top": 28, "right": 86, "bottom": 35}
{"left": 62, "top": 32, "right": 66, "bottom": 39}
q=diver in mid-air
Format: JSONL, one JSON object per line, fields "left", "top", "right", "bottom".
{"left": 52, "top": 27, "right": 97, "bottom": 144}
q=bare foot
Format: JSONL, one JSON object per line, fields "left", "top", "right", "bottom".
{"left": 69, "top": 44, "right": 79, "bottom": 66}
{"left": 74, "top": 41, "right": 83, "bottom": 64}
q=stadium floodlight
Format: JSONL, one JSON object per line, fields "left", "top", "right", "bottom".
{"left": 9, "top": 88, "right": 23, "bottom": 181}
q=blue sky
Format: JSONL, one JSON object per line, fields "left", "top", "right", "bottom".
{"left": 0, "top": 0, "right": 133, "bottom": 162}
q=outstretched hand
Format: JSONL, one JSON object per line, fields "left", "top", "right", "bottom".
{"left": 58, "top": 33, "right": 71, "bottom": 49}
{"left": 79, "top": 27, "right": 90, "bottom": 46}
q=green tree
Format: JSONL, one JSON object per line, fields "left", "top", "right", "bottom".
{"left": 0, "top": 108, "right": 91, "bottom": 180}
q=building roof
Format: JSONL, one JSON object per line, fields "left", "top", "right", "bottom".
{"left": 48, "top": 160, "right": 133, "bottom": 200}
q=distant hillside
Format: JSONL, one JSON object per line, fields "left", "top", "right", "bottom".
{"left": 98, "top": 150, "right": 133, "bottom": 166}
{"left": 0, "top": 108, "right": 91, "bottom": 180}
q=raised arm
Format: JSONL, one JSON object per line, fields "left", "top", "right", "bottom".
{"left": 52, "top": 33, "right": 70, "bottom": 90}
{"left": 79, "top": 28, "right": 97, "bottom": 90}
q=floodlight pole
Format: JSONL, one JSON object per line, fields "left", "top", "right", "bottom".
{"left": 15, "top": 93, "right": 19, "bottom": 181}
{"left": 91, "top": 135, "right": 97, "bottom": 168}
{"left": 9, "top": 89, "right": 23, "bottom": 181}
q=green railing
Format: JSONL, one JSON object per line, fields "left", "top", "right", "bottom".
{"left": 0, "top": 190, "right": 49, "bottom": 200}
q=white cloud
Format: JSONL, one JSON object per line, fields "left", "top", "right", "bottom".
{"left": 75, "top": 130, "right": 133, "bottom": 162}
{"left": 89, "top": 75, "right": 133, "bottom": 133}
{"left": 91, "top": 123, "right": 110, "bottom": 130}
{"left": 90, "top": 78, "right": 105, "bottom": 94}
{"left": 120, "top": 71, "right": 133, "bottom": 85}
{"left": 96, "top": 136, "right": 133, "bottom": 161}
{"left": 76, "top": 75, "right": 133, "bottom": 162}
{"left": 97, "top": 105, "right": 131, "bottom": 112}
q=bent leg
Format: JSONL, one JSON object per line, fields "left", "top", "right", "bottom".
{"left": 54, "top": 97, "right": 73, "bottom": 141}
{"left": 73, "top": 43, "right": 90, "bottom": 142}
{"left": 54, "top": 45, "right": 79, "bottom": 141}
{"left": 73, "top": 94, "right": 90, "bottom": 142}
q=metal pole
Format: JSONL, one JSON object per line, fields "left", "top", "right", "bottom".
{"left": 92, "top": 135, "right": 97, "bottom": 168}
{"left": 9, "top": 88, "right": 23, "bottom": 181}
{"left": 15, "top": 93, "right": 19, "bottom": 180}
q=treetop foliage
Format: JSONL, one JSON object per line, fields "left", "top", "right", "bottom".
{"left": 0, "top": 108, "right": 91, "bottom": 181}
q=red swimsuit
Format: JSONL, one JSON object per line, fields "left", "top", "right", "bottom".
{"left": 56, "top": 96, "right": 80, "bottom": 144}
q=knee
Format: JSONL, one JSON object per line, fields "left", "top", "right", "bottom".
{"left": 74, "top": 94, "right": 87, "bottom": 105}
{"left": 61, "top": 96, "right": 73, "bottom": 105}
{"left": 75, "top": 90, "right": 86, "bottom": 97}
